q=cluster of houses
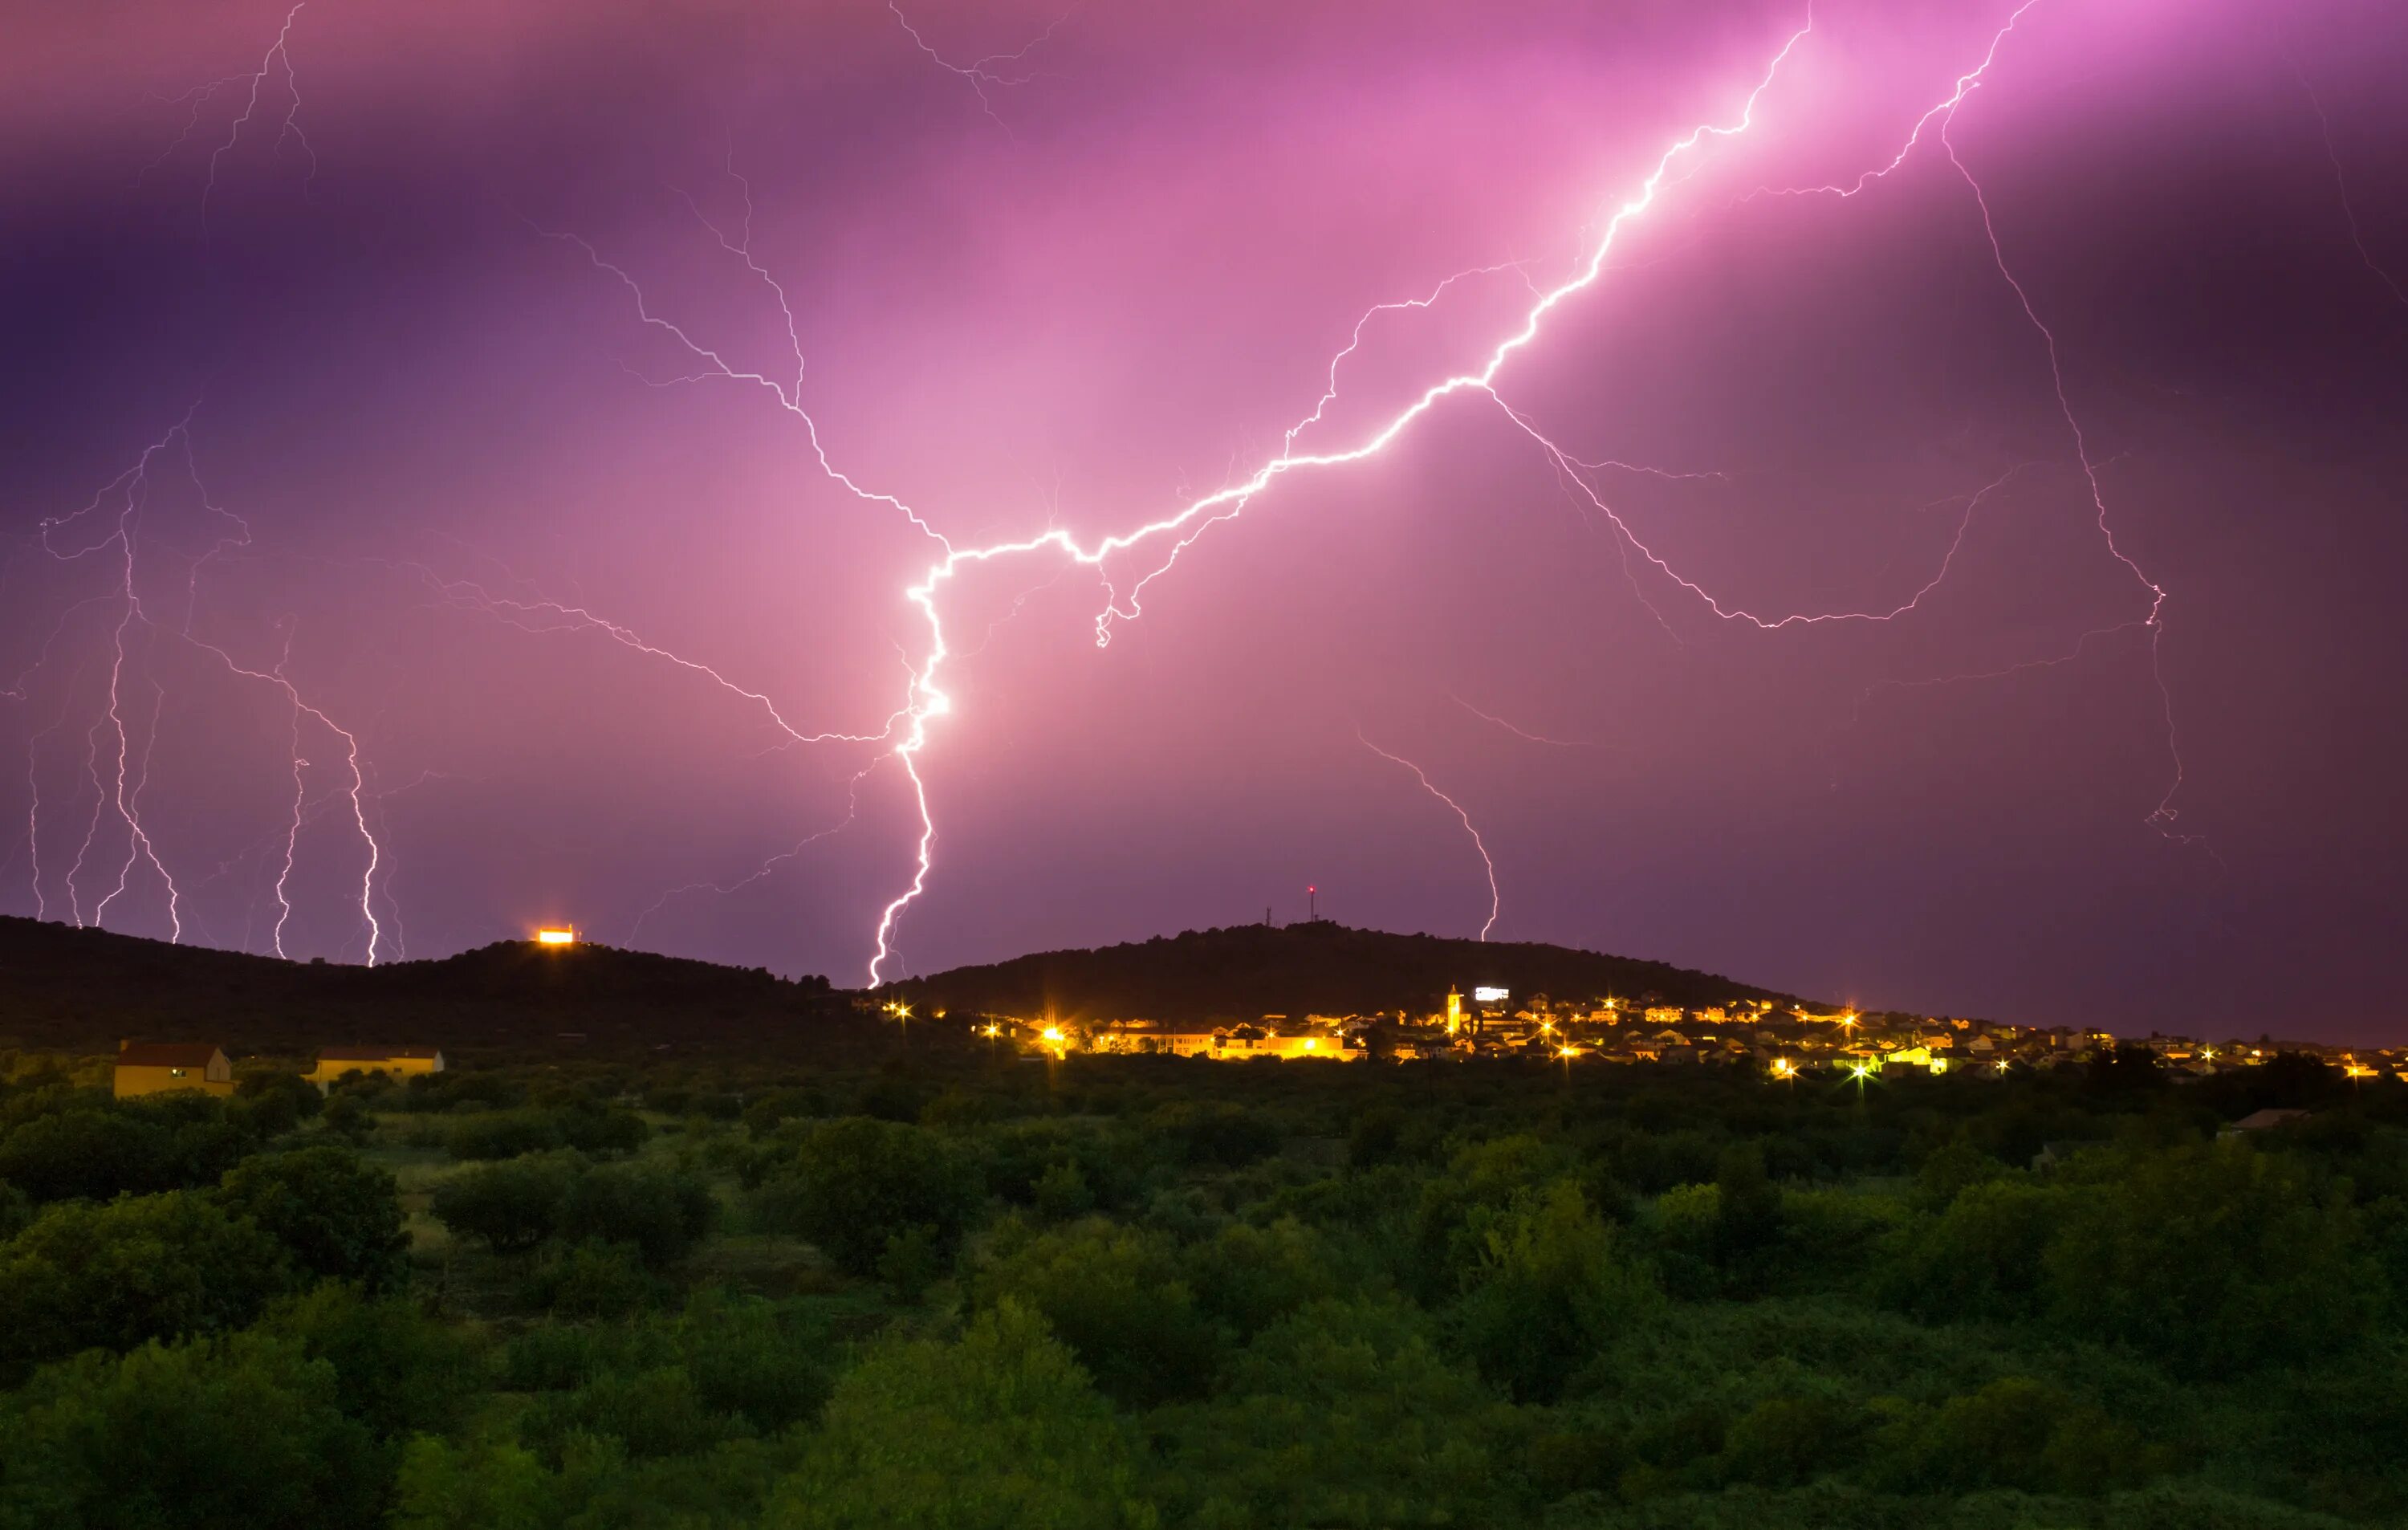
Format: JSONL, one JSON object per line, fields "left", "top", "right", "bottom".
{"left": 946, "top": 988, "right": 2408, "bottom": 1080}
{"left": 110, "top": 1041, "right": 445, "bottom": 1099}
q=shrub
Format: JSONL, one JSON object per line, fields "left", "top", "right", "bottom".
{"left": 765, "top": 1301, "right": 1152, "bottom": 1530}
{"left": 0, "top": 1190, "right": 290, "bottom": 1380}
{"left": 521, "top": 1240, "right": 672, "bottom": 1319}
{"left": 445, "top": 1109, "right": 567, "bottom": 1162}
{"left": 753, "top": 1117, "right": 979, "bottom": 1276}
{"left": 0, "top": 1331, "right": 383, "bottom": 1529}
{"left": 561, "top": 1160, "right": 716, "bottom": 1268}
{"left": 428, "top": 1154, "right": 576, "bottom": 1253}
{"left": 982, "top": 1219, "right": 1220, "bottom": 1406}
{"left": 218, "top": 1146, "right": 410, "bottom": 1292}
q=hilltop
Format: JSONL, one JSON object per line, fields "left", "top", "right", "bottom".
{"left": 0, "top": 916, "right": 852, "bottom": 1060}
{"left": 883, "top": 921, "right": 1804, "bottom": 1024}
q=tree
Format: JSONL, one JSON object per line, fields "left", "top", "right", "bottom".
{"left": 983, "top": 1219, "right": 1221, "bottom": 1406}
{"left": 262, "top": 1283, "right": 475, "bottom": 1440}
{"left": 2043, "top": 1143, "right": 2384, "bottom": 1375}
{"left": 1451, "top": 1178, "right": 1655, "bottom": 1402}
{"left": 560, "top": 1160, "right": 716, "bottom": 1268}
{"left": 218, "top": 1146, "right": 410, "bottom": 1292}
{"left": 0, "top": 1109, "right": 180, "bottom": 1203}
{"left": 0, "top": 1190, "right": 289, "bottom": 1381}
{"left": 1155, "top": 1296, "right": 1515, "bottom": 1528}
{"left": 428, "top": 1154, "right": 576, "bottom": 1254}
{"left": 764, "top": 1301, "right": 1156, "bottom": 1530}
{"left": 0, "top": 1332, "right": 383, "bottom": 1530}
{"left": 754, "top": 1117, "right": 979, "bottom": 1276}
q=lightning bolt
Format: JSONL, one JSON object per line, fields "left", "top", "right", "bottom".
{"left": 1447, "top": 694, "right": 1617, "bottom": 751}
{"left": 2285, "top": 50, "right": 2407, "bottom": 308}
{"left": 1357, "top": 729, "right": 1499, "bottom": 941}
{"left": 201, "top": 2, "right": 313, "bottom": 233}
{"left": 550, "top": 2, "right": 2211, "bottom": 982}
{"left": 889, "top": 2, "right": 1074, "bottom": 131}
{"left": 13, "top": 413, "right": 389, "bottom": 961}
{"left": 1938, "top": 118, "right": 2194, "bottom": 841}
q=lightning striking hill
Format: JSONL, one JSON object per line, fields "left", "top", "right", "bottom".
{"left": 881, "top": 922, "right": 1806, "bottom": 1026}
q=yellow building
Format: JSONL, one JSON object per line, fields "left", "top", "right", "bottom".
{"left": 307, "top": 1047, "right": 445, "bottom": 1089}
{"left": 114, "top": 1042, "right": 235, "bottom": 1099}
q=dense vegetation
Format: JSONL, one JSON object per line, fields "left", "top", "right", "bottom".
{"left": 2, "top": 1036, "right": 2403, "bottom": 1528}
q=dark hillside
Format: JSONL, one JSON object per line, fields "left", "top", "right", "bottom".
{"left": 0, "top": 916, "right": 859, "bottom": 1060}
{"left": 883, "top": 920, "right": 1807, "bottom": 1023}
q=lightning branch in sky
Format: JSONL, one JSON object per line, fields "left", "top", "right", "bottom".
{"left": 1357, "top": 729, "right": 1500, "bottom": 940}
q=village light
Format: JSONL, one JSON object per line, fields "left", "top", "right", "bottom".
{"left": 535, "top": 927, "right": 576, "bottom": 946}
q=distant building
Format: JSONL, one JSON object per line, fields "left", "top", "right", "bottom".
{"left": 308, "top": 1047, "right": 445, "bottom": 1090}
{"left": 535, "top": 927, "right": 577, "bottom": 946}
{"left": 2221, "top": 1108, "right": 2312, "bottom": 1137}
{"left": 114, "top": 1042, "right": 235, "bottom": 1099}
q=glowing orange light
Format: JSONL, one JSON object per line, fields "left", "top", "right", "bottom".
{"left": 535, "top": 928, "right": 576, "bottom": 946}
{"left": 1042, "top": 1026, "right": 1063, "bottom": 1044}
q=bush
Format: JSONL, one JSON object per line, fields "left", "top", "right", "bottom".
{"left": 445, "top": 1109, "right": 567, "bottom": 1162}
{"left": 2042, "top": 1144, "right": 2384, "bottom": 1375}
{"left": 0, "top": 1109, "right": 180, "bottom": 1203}
{"left": 561, "top": 1160, "right": 716, "bottom": 1268}
{"left": 428, "top": 1154, "right": 576, "bottom": 1253}
{"left": 218, "top": 1146, "right": 410, "bottom": 1292}
{"left": 754, "top": 1117, "right": 980, "bottom": 1276}
{"left": 982, "top": 1219, "right": 1220, "bottom": 1406}
{"left": 0, "top": 1190, "right": 291, "bottom": 1381}
{"left": 0, "top": 1331, "right": 384, "bottom": 1530}
{"left": 765, "top": 1301, "right": 1152, "bottom": 1530}
{"left": 1153, "top": 1101, "right": 1282, "bottom": 1169}
{"left": 262, "top": 1282, "right": 476, "bottom": 1439}
{"left": 1451, "top": 1178, "right": 1655, "bottom": 1402}
{"left": 558, "top": 1102, "right": 651, "bottom": 1157}
{"left": 522, "top": 1240, "right": 673, "bottom": 1319}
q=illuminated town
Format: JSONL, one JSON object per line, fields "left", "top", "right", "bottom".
{"left": 886, "top": 987, "right": 2408, "bottom": 1080}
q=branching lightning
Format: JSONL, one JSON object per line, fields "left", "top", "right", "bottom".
{"left": 14, "top": 0, "right": 2247, "bottom": 982}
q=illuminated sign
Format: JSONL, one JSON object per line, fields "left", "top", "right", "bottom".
{"left": 1473, "top": 986, "right": 1510, "bottom": 1003}
{"left": 535, "top": 928, "right": 576, "bottom": 946}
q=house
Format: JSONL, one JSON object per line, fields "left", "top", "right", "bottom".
{"left": 114, "top": 1042, "right": 236, "bottom": 1099}
{"left": 2220, "top": 1108, "right": 2312, "bottom": 1138}
{"left": 307, "top": 1047, "right": 445, "bottom": 1090}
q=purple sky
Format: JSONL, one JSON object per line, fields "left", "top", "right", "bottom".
{"left": 3, "top": 0, "right": 2403, "bottom": 1040}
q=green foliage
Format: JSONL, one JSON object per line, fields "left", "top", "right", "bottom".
{"left": 2042, "top": 1144, "right": 2384, "bottom": 1375}
{"left": 0, "top": 1190, "right": 288, "bottom": 1379}
{"left": 262, "top": 1281, "right": 476, "bottom": 1438}
{"left": 1452, "top": 1178, "right": 1656, "bottom": 1402}
{"left": 559, "top": 1158, "right": 715, "bottom": 1268}
{"left": 1150, "top": 1100, "right": 1282, "bottom": 1169}
{"left": 429, "top": 1153, "right": 577, "bottom": 1252}
{"left": 754, "top": 1116, "right": 979, "bottom": 1275}
{"left": 0, "top": 1108, "right": 180, "bottom": 1202}
{"left": 1867, "top": 1376, "right": 2158, "bottom": 1496}
{"left": 521, "top": 1240, "right": 673, "bottom": 1318}
{"left": 1881, "top": 1178, "right": 2068, "bottom": 1321}
{"left": 446, "top": 1109, "right": 569, "bottom": 1161}
{"left": 1155, "top": 1296, "right": 1515, "bottom": 1528}
{"left": 1182, "top": 1216, "right": 1340, "bottom": 1337}
{"left": 218, "top": 1145, "right": 410, "bottom": 1291}
{"left": 0, "top": 1331, "right": 382, "bottom": 1530}
{"left": 765, "top": 1300, "right": 1157, "bottom": 1530}
{"left": 982, "top": 1217, "right": 1221, "bottom": 1406}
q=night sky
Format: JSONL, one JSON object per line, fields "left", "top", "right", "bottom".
{"left": 3, "top": 0, "right": 2402, "bottom": 1041}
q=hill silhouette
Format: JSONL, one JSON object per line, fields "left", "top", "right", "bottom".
{"left": 885, "top": 921, "right": 1806, "bottom": 1024}
{"left": 0, "top": 916, "right": 852, "bottom": 1060}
